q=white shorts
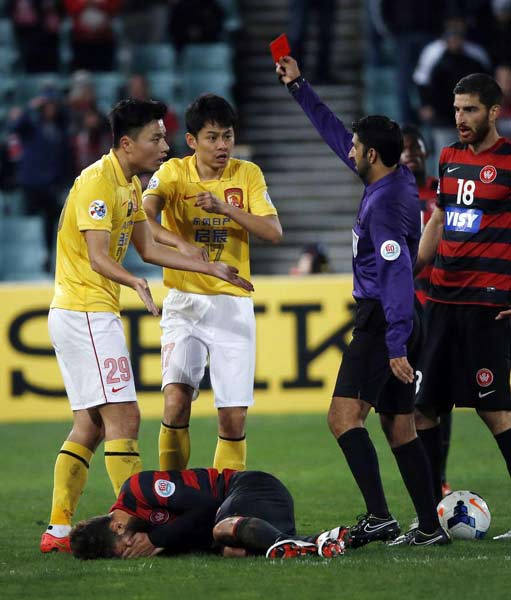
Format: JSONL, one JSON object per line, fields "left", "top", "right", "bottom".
{"left": 160, "top": 289, "right": 256, "bottom": 408}
{"left": 48, "top": 308, "right": 137, "bottom": 410}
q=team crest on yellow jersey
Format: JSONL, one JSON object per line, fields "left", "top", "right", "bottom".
{"left": 225, "top": 187, "right": 244, "bottom": 208}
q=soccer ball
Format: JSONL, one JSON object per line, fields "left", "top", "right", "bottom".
{"left": 437, "top": 490, "right": 491, "bottom": 539}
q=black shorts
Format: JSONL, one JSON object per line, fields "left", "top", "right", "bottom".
{"left": 215, "top": 471, "right": 296, "bottom": 536}
{"left": 416, "top": 302, "right": 511, "bottom": 414}
{"left": 333, "top": 298, "right": 421, "bottom": 414}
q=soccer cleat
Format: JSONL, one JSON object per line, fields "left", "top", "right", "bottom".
{"left": 316, "top": 525, "right": 349, "bottom": 557}
{"left": 266, "top": 539, "right": 318, "bottom": 559}
{"left": 40, "top": 532, "right": 72, "bottom": 554}
{"left": 442, "top": 481, "right": 452, "bottom": 497}
{"left": 493, "top": 529, "right": 511, "bottom": 540}
{"left": 387, "top": 526, "right": 451, "bottom": 546}
{"left": 347, "top": 513, "right": 400, "bottom": 548}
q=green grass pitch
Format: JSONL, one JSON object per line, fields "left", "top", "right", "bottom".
{"left": 1, "top": 411, "right": 510, "bottom": 600}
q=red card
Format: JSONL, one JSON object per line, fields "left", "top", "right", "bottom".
{"left": 270, "top": 33, "right": 291, "bottom": 63}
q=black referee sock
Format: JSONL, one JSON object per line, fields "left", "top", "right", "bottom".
{"left": 235, "top": 517, "right": 284, "bottom": 553}
{"left": 392, "top": 437, "right": 439, "bottom": 534}
{"left": 495, "top": 428, "right": 511, "bottom": 478}
{"left": 337, "top": 427, "right": 390, "bottom": 518}
{"left": 417, "top": 425, "right": 444, "bottom": 504}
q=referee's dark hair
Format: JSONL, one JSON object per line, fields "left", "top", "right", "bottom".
{"left": 352, "top": 115, "right": 403, "bottom": 167}
{"left": 186, "top": 94, "right": 237, "bottom": 137}
{"left": 454, "top": 73, "right": 503, "bottom": 111}
{"left": 109, "top": 99, "right": 167, "bottom": 147}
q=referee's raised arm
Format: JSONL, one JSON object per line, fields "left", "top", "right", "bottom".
{"left": 275, "top": 55, "right": 355, "bottom": 171}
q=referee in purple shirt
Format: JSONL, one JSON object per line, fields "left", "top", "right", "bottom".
{"left": 276, "top": 55, "right": 450, "bottom": 548}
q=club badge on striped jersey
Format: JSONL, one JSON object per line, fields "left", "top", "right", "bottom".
{"left": 88, "top": 200, "right": 107, "bottom": 220}
{"left": 224, "top": 187, "right": 244, "bottom": 208}
{"left": 154, "top": 479, "right": 175, "bottom": 498}
{"left": 149, "top": 509, "right": 170, "bottom": 525}
{"left": 479, "top": 165, "right": 497, "bottom": 184}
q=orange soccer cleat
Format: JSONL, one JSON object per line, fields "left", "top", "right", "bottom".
{"left": 40, "top": 532, "right": 72, "bottom": 554}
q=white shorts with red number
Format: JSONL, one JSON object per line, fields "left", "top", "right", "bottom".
{"left": 48, "top": 308, "right": 137, "bottom": 410}
{"left": 160, "top": 289, "right": 255, "bottom": 408}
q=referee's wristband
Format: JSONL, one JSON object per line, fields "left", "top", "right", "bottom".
{"left": 287, "top": 76, "right": 306, "bottom": 94}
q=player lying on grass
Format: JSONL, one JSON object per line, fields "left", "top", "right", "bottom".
{"left": 69, "top": 469, "right": 347, "bottom": 559}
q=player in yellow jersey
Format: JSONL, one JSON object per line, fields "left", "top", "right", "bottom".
{"left": 40, "top": 99, "right": 253, "bottom": 554}
{"left": 143, "top": 94, "right": 282, "bottom": 473}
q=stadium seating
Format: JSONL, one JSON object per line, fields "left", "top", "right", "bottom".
{"left": 0, "top": 215, "right": 47, "bottom": 280}
{"left": 0, "top": 18, "right": 15, "bottom": 47}
{"left": 146, "top": 72, "right": 180, "bottom": 108}
{"left": 92, "top": 72, "right": 125, "bottom": 113}
{"left": 14, "top": 73, "right": 65, "bottom": 105}
{"left": 181, "top": 43, "right": 233, "bottom": 73}
{"left": 130, "top": 44, "right": 176, "bottom": 73}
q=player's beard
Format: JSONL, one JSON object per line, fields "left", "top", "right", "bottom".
{"left": 459, "top": 118, "right": 491, "bottom": 147}
{"left": 356, "top": 156, "right": 371, "bottom": 183}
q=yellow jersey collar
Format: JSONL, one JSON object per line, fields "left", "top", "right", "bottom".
{"left": 109, "top": 149, "right": 130, "bottom": 187}
{"left": 188, "top": 154, "right": 233, "bottom": 183}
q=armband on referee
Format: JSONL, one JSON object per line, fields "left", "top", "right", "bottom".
{"left": 286, "top": 76, "right": 306, "bottom": 94}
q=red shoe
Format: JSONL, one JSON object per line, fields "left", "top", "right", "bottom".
{"left": 316, "top": 526, "right": 349, "bottom": 557}
{"left": 40, "top": 532, "right": 72, "bottom": 554}
{"left": 266, "top": 539, "right": 318, "bottom": 559}
{"left": 442, "top": 482, "right": 452, "bottom": 497}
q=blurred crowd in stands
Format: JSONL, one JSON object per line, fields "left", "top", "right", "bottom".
{"left": 366, "top": 0, "right": 511, "bottom": 163}
{"left": 0, "top": 0, "right": 239, "bottom": 276}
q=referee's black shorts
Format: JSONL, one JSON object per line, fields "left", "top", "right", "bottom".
{"left": 333, "top": 298, "right": 422, "bottom": 414}
{"left": 416, "top": 302, "right": 511, "bottom": 415}
{"left": 215, "top": 471, "right": 296, "bottom": 536}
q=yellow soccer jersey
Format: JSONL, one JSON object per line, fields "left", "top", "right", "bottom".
{"left": 51, "top": 150, "right": 147, "bottom": 315}
{"left": 143, "top": 155, "right": 277, "bottom": 296}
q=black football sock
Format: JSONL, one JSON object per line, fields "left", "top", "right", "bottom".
{"left": 235, "top": 517, "right": 284, "bottom": 553}
{"left": 439, "top": 413, "right": 452, "bottom": 484}
{"left": 417, "top": 425, "right": 444, "bottom": 504}
{"left": 337, "top": 427, "right": 390, "bottom": 518}
{"left": 494, "top": 428, "right": 511, "bottom": 478}
{"left": 392, "top": 437, "right": 440, "bottom": 534}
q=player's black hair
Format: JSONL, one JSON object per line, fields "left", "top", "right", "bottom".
{"left": 453, "top": 73, "right": 503, "bottom": 110}
{"left": 401, "top": 123, "right": 428, "bottom": 152}
{"left": 69, "top": 515, "right": 118, "bottom": 560}
{"left": 109, "top": 99, "right": 167, "bottom": 147}
{"left": 352, "top": 115, "right": 403, "bottom": 167}
{"left": 185, "top": 94, "right": 237, "bottom": 137}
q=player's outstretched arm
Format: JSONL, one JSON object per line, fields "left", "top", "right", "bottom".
{"left": 131, "top": 220, "right": 254, "bottom": 292}
{"left": 143, "top": 193, "right": 209, "bottom": 261}
{"left": 85, "top": 229, "right": 159, "bottom": 315}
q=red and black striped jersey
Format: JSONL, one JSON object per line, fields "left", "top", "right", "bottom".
{"left": 110, "top": 468, "right": 236, "bottom": 552}
{"left": 111, "top": 468, "right": 236, "bottom": 520}
{"left": 429, "top": 137, "right": 511, "bottom": 306}
{"left": 415, "top": 176, "right": 439, "bottom": 305}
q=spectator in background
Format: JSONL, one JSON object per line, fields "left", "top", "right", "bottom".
{"left": 289, "top": 243, "right": 331, "bottom": 275}
{"left": 413, "top": 18, "right": 492, "bottom": 163}
{"left": 9, "top": 0, "right": 62, "bottom": 72}
{"left": 67, "top": 70, "right": 111, "bottom": 177}
{"left": 288, "top": 0, "right": 338, "bottom": 85}
{"left": 168, "top": 0, "right": 225, "bottom": 56}
{"left": 64, "top": 0, "right": 121, "bottom": 71}
{"left": 123, "top": 74, "right": 179, "bottom": 148}
{"left": 7, "top": 88, "right": 72, "bottom": 272}
{"left": 380, "top": 0, "right": 444, "bottom": 123}
{"left": 492, "top": 0, "right": 511, "bottom": 66}
{"left": 495, "top": 64, "right": 511, "bottom": 138}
